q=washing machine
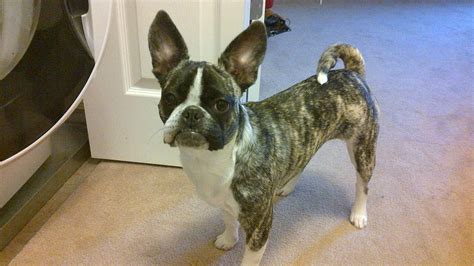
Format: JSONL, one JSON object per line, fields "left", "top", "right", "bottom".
{"left": 0, "top": 0, "right": 112, "bottom": 207}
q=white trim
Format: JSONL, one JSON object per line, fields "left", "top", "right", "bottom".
{"left": 126, "top": 78, "right": 161, "bottom": 98}
{"left": 116, "top": 0, "right": 133, "bottom": 93}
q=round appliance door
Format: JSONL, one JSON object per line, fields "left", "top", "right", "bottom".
{"left": 0, "top": 0, "right": 107, "bottom": 161}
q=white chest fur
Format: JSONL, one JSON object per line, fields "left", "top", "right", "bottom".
{"left": 178, "top": 141, "right": 240, "bottom": 217}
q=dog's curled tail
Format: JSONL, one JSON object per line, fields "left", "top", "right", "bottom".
{"left": 316, "top": 44, "right": 365, "bottom": 85}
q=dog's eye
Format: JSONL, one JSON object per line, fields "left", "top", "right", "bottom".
{"left": 163, "top": 93, "right": 177, "bottom": 105}
{"left": 215, "top": 99, "right": 230, "bottom": 113}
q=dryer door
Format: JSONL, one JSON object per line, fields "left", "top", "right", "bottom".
{"left": 0, "top": 0, "right": 112, "bottom": 208}
{"left": 0, "top": 0, "right": 41, "bottom": 80}
{"left": 0, "top": 0, "right": 95, "bottom": 161}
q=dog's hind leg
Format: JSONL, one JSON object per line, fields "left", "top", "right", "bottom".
{"left": 346, "top": 124, "right": 378, "bottom": 229}
{"left": 240, "top": 207, "right": 272, "bottom": 266}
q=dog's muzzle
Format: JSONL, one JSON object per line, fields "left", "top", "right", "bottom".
{"left": 163, "top": 106, "right": 208, "bottom": 147}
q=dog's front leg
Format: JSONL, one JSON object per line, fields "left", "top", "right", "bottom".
{"left": 214, "top": 211, "right": 239, "bottom": 250}
{"left": 240, "top": 208, "right": 272, "bottom": 266}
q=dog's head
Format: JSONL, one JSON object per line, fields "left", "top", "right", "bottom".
{"left": 149, "top": 10, "right": 266, "bottom": 151}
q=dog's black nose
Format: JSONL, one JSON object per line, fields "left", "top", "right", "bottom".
{"left": 182, "top": 106, "right": 204, "bottom": 123}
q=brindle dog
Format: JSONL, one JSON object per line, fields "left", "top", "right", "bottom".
{"left": 149, "top": 10, "right": 379, "bottom": 265}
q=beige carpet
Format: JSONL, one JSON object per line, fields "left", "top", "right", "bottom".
{"left": 4, "top": 1, "right": 473, "bottom": 265}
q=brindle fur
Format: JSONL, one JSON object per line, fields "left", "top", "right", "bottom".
{"left": 233, "top": 70, "right": 379, "bottom": 250}
{"left": 317, "top": 44, "right": 366, "bottom": 78}
{"left": 148, "top": 10, "right": 379, "bottom": 260}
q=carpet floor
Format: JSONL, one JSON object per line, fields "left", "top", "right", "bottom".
{"left": 4, "top": 1, "right": 473, "bottom": 265}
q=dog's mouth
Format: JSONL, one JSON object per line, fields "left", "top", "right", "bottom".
{"left": 164, "top": 128, "right": 208, "bottom": 148}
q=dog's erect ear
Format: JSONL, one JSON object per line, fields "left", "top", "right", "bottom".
{"left": 218, "top": 21, "right": 267, "bottom": 94}
{"left": 148, "top": 10, "right": 189, "bottom": 87}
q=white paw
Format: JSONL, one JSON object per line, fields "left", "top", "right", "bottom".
{"left": 277, "top": 180, "right": 297, "bottom": 197}
{"left": 277, "top": 187, "right": 293, "bottom": 197}
{"left": 214, "top": 232, "right": 238, "bottom": 250}
{"left": 350, "top": 211, "right": 368, "bottom": 229}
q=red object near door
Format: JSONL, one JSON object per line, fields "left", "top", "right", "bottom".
{"left": 266, "top": 0, "right": 273, "bottom": 9}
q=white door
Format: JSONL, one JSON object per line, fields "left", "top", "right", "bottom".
{"left": 84, "top": 0, "right": 263, "bottom": 166}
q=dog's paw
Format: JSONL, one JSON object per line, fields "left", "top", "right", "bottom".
{"left": 277, "top": 188, "right": 293, "bottom": 197}
{"left": 214, "top": 232, "right": 238, "bottom": 250}
{"left": 349, "top": 211, "right": 367, "bottom": 229}
{"left": 277, "top": 180, "right": 297, "bottom": 197}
